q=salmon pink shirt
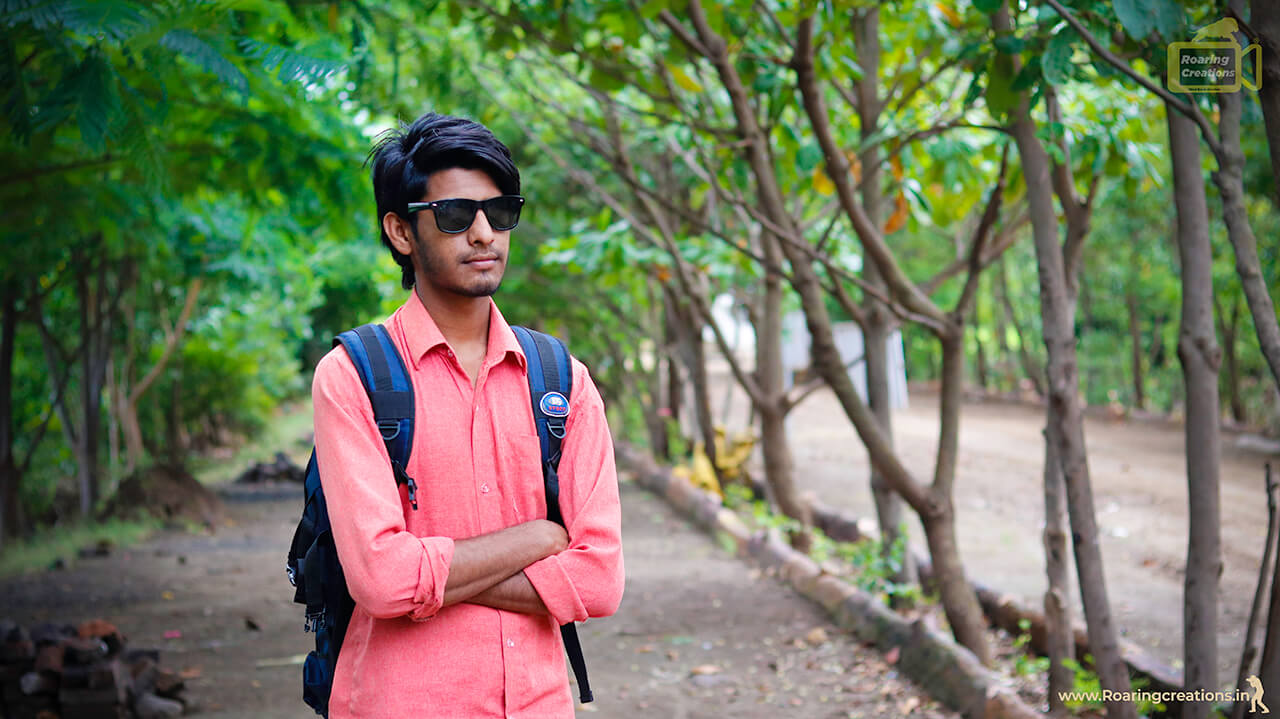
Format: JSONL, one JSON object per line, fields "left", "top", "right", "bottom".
{"left": 311, "top": 294, "right": 624, "bottom": 718}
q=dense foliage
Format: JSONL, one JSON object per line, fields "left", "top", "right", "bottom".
{"left": 1, "top": 0, "right": 1276, "bottom": 536}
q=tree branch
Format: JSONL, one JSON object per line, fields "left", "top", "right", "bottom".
{"left": 1041, "top": 0, "right": 1224, "bottom": 157}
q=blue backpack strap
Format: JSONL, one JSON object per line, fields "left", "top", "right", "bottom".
{"left": 333, "top": 324, "right": 418, "bottom": 510}
{"left": 511, "top": 326, "right": 592, "bottom": 704}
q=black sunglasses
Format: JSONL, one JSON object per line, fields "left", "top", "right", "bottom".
{"left": 406, "top": 195, "right": 525, "bottom": 234}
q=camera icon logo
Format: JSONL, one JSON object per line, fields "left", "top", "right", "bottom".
{"left": 1167, "top": 17, "right": 1261, "bottom": 93}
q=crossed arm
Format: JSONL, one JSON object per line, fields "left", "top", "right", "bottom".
{"left": 443, "top": 519, "right": 568, "bottom": 616}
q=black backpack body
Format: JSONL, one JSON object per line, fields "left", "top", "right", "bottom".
{"left": 286, "top": 323, "right": 591, "bottom": 717}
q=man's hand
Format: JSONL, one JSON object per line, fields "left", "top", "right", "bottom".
{"left": 441, "top": 520, "right": 568, "bottom": 607}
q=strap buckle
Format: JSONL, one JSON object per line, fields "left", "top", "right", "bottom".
{"left": 547, "top": 418, "right": 567, "bottom": 440}
{"left": 377, "top": 419, "right": 401, "bottom": 441}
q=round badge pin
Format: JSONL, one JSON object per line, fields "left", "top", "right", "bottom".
{"left": 540, "top": 391, "right": 570, "bottom": 418}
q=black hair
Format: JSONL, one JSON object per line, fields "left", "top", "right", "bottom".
{"left": 368, "top": 112, "right": 521, "bottom": 289}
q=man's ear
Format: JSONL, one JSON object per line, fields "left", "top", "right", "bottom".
{"left": 382, "top": 211, "right": 415, "bottom": 256}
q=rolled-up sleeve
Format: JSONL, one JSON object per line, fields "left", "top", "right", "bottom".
{"left": 523, "top": 362, "right": 625, "bottom": 625}
{"left": 312, "top": 348, "right": 455, "bottom": 620}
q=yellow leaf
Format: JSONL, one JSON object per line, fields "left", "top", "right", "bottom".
{"left": 935, "top": 2, "right": 962, "bottom": 27}
{"left": 845, "top": 151, "right": 862, "bottom": 184}
{"left": 883, "top": 192, "right": 909, "bottom": 234}
{"left": 812, "top": 165, "right": 835, "bottom": 196}
{"left": 890, "top": 155, "right": 904, "bottom": 182}
{"left": 669, "top": 64, "right": 703, "bottom": 93}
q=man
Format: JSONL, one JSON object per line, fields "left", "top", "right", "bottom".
{"left": 311, "top": 112, "right": 625, "bottom": 718}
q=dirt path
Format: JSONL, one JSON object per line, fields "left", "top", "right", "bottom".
{"left": 720, "top": 379, "right": 1275, "bottom": 684}
{"left": 1, "top": 478, "right": 954, "bottom": 718}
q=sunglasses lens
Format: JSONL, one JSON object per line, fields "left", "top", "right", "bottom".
{"left": 434, "top": 200, "right": 476, "bottom": 233}
{"left": 485, "top": 197, "right": 522, "bottom": 230}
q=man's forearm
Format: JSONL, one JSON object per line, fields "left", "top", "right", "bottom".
{"left": 467, "top": 571, "right": 551, "bottom": 615}
{"left": 442, "top": 520, "right": 566, "bottom": 607}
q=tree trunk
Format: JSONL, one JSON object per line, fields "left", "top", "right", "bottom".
{"left": 1251, "top": 0, "right": 1280, "bottom": 205}
{"left": 1169, "top": 104, "right": 1222, "bottom": 719}
{"left": 854, "top": 4, "right": 916, "bottom": 587}
{"left": 758, "top": 233, "right": 811, "bottom": 540}
{"left": 668, "top": 292, "right": 718, "bottom": 471}
{"left": 996, "top": 258, "right": 1044, "bottom": 397}
{"left": 0, "top": 279, "right": 22, "bottom": 545}
{"left": 1218, "top": 298, "right": 1246, "bottom": 423}
{"left": 1126, "top": 285, "right": 1145, "bottom": 410}
{"left": 1042, "top": 419, "right": 1074, "bottom": 715}
{"left": 75, "top": 257, "right": 103, "bottom": 516}
{"left": 1001, "top": 6, "right": 1135, "bottom": 713}
{"left": 1212, "top": 53, "right": 1280, "bottom": 397}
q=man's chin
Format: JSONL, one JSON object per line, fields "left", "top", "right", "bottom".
{"left": 459, "top": 279, "right": 502, "bottom": 298}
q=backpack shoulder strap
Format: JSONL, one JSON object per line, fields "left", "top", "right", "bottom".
{"left": 510, "top": 326, "right": 572, "bottom": 523}
{"left": 510, "top": 326, "right": 593, "bottom": 704}
{"left": 333, "top": 323, "right": 418, "bottom": 510}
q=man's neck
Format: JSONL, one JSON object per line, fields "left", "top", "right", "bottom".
{"left": 413, "top": 285, "right": 491, "bottom": 352}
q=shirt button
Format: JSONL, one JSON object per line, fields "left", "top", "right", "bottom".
{"left": 480, "top": 483, "right": 490, "bottom": 494}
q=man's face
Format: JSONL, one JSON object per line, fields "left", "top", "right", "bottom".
{"left": 409, "top": 167, "right": 510, "bottom": 299}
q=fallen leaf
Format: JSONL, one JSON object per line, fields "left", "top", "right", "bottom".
{"left": 161, "top": 591, "right": 175, "bottom": 601}
{"left": 636, "top": 644, "right": 655, "bottom": 654}
{"left": 244, "top": 617, "right": 261, "bottom": 631}
{"left": 255, "top": 655, "right": 307, "bottom": 668}
{"left": 805, "top": 627, "right": 829, "bottom": 646}
{"left": 666, "top": 649, "right": 680, "bottom": 661}
{"left": 885, "top": 646, "right": 900, "bottom": 665}
{"left": 690, "top": 664, "right": 721, "bottom": 676}
{"left": 179, "top": 666, "right": 203, "bottom": 679}
{"left": 900, "top": 696, "right": 921, "bottom": 714}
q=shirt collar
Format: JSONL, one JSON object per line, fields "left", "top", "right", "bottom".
{"left": 399, "top": 292, "right": 525, "bottom": 372}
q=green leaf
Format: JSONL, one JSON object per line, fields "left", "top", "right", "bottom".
{"left": 1012, "top": 55, "right": 1041, "bottom": 91}
{"left": 71, "top": 49, "right": 120, "bottom": 152}
{"left": 1150, "top": 0, "right": 1185, "bottom": 41}
{"left": 1113, "top": 0, "right": 1155, "bottom": 41}
{"left": 160, "top": 29, "right": 247, "bottom": 95}
{"left": 993, "top": 35, "right": 1025, "bottom": 54}
{"left": 971, "top": 0, "right": 1003, "bottom": 13}
{"left": 985, "top": 53, "right": 1017, "bottom": 118}
{"left": 239, "top": 38, "right": 346, "bottom": 84}
{"left": 1043, "top": 28, "right": 1074, "bottom": 85}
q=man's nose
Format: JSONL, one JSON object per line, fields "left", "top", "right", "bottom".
{"left": 469, "top": 207, "right": 497, "bottom": 243}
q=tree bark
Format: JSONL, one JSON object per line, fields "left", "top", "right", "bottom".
{"left": 784, "top": 11, "right": 987, "bottom": 661}
{"left": 119, "top": 277, "right": 202, "bottom": 474}
{"left": 996, "top": 258, "right": 1044, "bottom": 397}
{"left": 1217, "top": 297, "right": 1246, "bottom": 424}
{"left": 1042, "top": 421, "right": 1074, "bottom": 715}
{"left": 999, "top": 7, "right": 1134, "bottom": 716}
{"left": 1251, "top": 0, "right": 1280, "bottom": 205}
{"left": 1169, "top": 102, "right": 1222, "bottom": 719}
{"left": 0, "top": 279, "right": 22, "bottom": 545}
{"left": 854, "top": 5, "right": 915, "bottom": 586}
{"left": 1126, "top": 284, "right": 1145, "bottom": 410}
{"left": 1212, "top": 41, "right": 1280, "bottom": 397}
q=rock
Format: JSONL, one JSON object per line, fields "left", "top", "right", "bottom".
{"left": 135, "top": 691, "right": 185, "bottom": 719}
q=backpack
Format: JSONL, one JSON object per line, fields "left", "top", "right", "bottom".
{"left": 286, "top": 323, "right": 593, "bottom": 717}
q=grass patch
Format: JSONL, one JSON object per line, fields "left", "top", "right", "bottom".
{"left": 0, "top": 517, "right": 160, "bottom": 579}
{"left": 191, "top": 399, "right": 315, "bottom": 486}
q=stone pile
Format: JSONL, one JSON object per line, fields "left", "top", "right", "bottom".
{"left": 0, "top": 620, "right": 187, "bottom": 719}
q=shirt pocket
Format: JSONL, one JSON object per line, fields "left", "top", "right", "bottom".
{"left": 496, "top": 430, "right": 544, "bottom": 522}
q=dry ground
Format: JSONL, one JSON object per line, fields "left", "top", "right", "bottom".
{"left": 0, "top": 479, "right": 955, "bottom": 719}
{"left": 723, "top": 379, "right": 1276, "bottom": 685}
